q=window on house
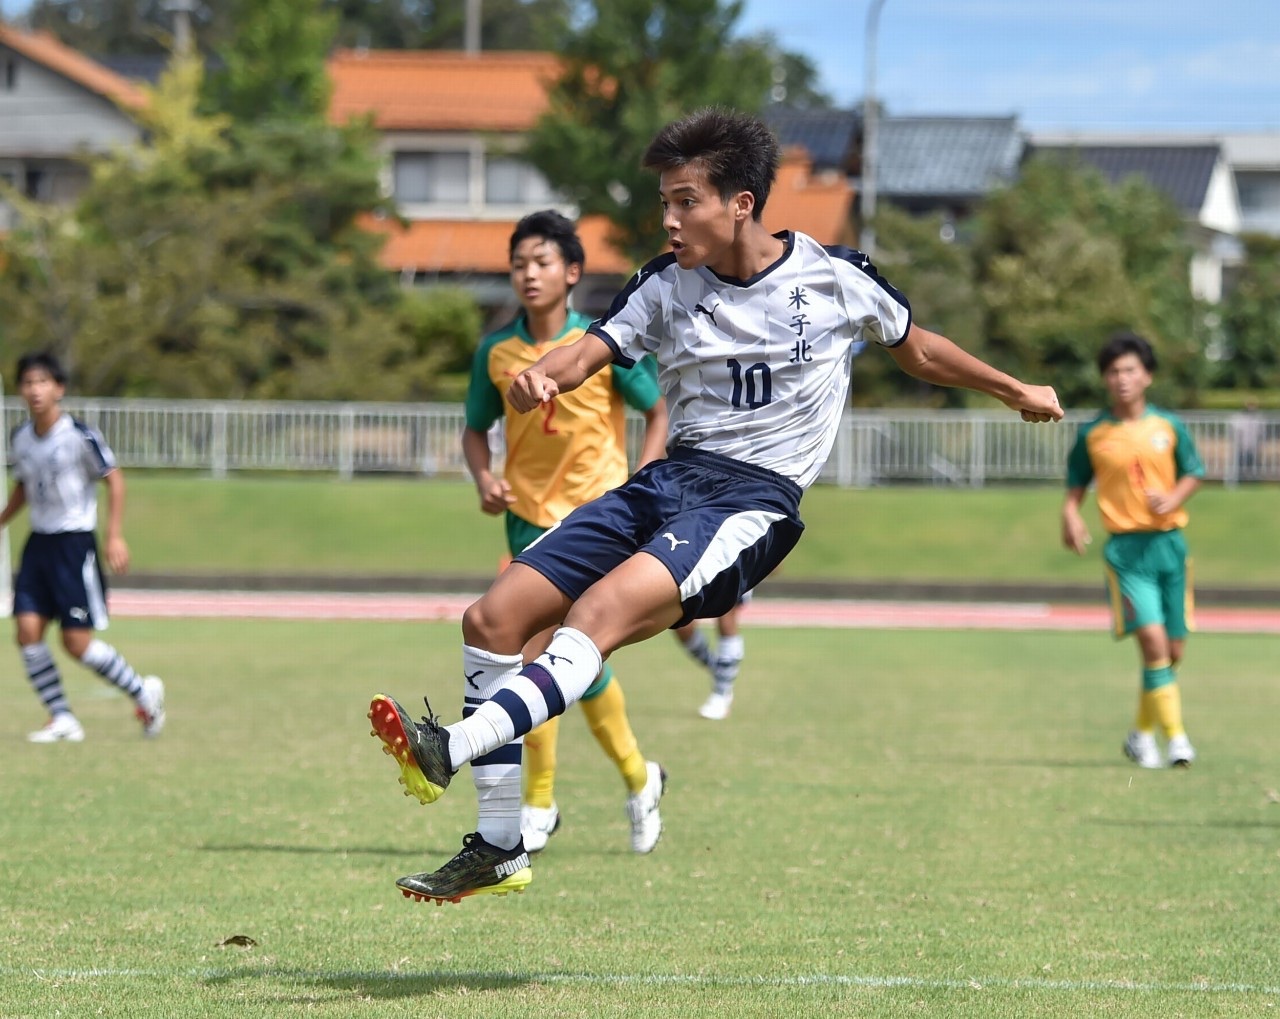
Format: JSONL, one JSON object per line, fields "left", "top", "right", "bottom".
{"left": 4, "top": 60, "right": 16, "bottom": 90}
{"left": 485, "top": 156, "right": 555, "bottom": 205}
{"left": 393, "top": 152, "right": 470, "bottom": 203}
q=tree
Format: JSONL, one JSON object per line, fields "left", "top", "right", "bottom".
{"left": 204, "top": 0, "right": 336, "bottom": 122}
{"left": 0, "top": 47, "right": 467, "bottom": 400}
{"left": 522, "top": 0, "right": 775, "bottom": 268}
{"left": 26, "top": 0, "right": 233, "bottom": 57}
{"left": 1216, "top": 233, "right": 1280, "bottom": 391}
{"left": 854, "top": 205, "right": 983, "bottom": 406}
{"left": 971, "top": 158, "right": 1206, "bottom": 408}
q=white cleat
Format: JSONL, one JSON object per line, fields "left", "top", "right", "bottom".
{"left": 626, "top": 761, "right": 666, "bottom": 854}
{"left": 136, "top": 676, "right": 166, "bottom": 737}
{"left": 1123, "top": 729, "right": 1162, "bottom": 769}
{"left": 520, "top": 802, "right": 561, "bottom": 854}
{"left": 1166, "top": 733, "right": 1197, "bottom": 768}
{"left": 28, "top": 713, "right": 85, "bottom": 743}
{"left": 698, "top": 690, "right": 734, "bottom": 721}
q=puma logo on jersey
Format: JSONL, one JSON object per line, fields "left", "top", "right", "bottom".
{"left": 662, "top": 532, "right": 690, "bottom": 550}
{"left": 464, "top": 670, "right": 483, "bottom": 690}
{"left": 69, "top": 607, "right": 88, "bottom": 622}
{"left": 694, "top": 301, "right": 720, "bottom": 325}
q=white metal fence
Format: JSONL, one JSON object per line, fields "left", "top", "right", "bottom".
{"left": 2, "top": 398, "right": 1277, "bottom": 486}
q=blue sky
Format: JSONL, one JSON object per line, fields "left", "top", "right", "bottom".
{"left": 738, "top": 0, "right": 1280, "bottom": 134}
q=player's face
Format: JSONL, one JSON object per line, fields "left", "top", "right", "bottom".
{"left": 658, "top": 164, "right": 747, "bottom": 271}
{"left": 1102, "top": 352, "right": 1152, "bottom": 407}
{"left": 510, "top": 237, "right": 580, "bottom": 317}
{"left": 18, "top": 368, "right": 64, "bottom": 417}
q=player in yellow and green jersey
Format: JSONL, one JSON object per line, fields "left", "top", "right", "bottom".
{"left": 1062, "top": 332, "right": 1205, "bottom": 769}
{"left": 461, "top": 210, "right": 670, "bottom": 855}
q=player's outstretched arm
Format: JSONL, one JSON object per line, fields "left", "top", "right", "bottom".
{"left": 887, "top": 324, "right": 1063, "bottom": 422}
{"left": 506, "top": 332, "right": 616, "bottom": 413}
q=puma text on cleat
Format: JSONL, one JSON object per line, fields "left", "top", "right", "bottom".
{"left": 626, "top": 760, "right": 666, "bottom": 854}
{"left": 28, "top": 713, "right": 85, "bottom": 743}
{"left": 136, "top": 676, "right": 166, "bottom": 737}
{"left": 520, "top": 802, "right": 561, "bottom": 854}
{"left": 368, "top": 694, "right": 455, "bottom": 804}
{"left": 396, "top": 832, "right": 532, "bottom": 904}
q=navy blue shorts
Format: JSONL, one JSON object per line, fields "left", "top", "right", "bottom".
{"left": 13, "top": 531, "right": 109, "bottom": 630}
{"left": 514, "top": 446, "right": 804, "bottom": 627}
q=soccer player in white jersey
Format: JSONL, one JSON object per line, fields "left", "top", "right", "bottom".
{"left": 1, "top": 352, "right": 165, "bottom": 743}
{"left": 368, "top": 107, "right": 1063, "bottom": 904}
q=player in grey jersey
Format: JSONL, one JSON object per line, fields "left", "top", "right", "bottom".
{"left": 367, "top": 107, "right": 1062, "bottom": 903}
{"left": 1, "top": 352, "right": 164, "bottom": 743}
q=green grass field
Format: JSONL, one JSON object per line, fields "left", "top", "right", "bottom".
{"left": 2, "top": 619, "right": 1277, "bottom": 1017}
{"left": 3, "top": 472, "right": 1277, "bottom": 586}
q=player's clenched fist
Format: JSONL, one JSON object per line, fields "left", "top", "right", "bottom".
{"left": 506, "top": 368, "right": 560, "bottom": 412}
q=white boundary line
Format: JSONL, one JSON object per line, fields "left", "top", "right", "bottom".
{"left": 5, "top": 967, "right": 1279, "bottom": 996}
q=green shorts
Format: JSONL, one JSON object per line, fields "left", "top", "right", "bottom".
{"left": 1102, "top": 529, "right": 1194, "bottom": 640}
{"left": 505, "top": 511, "right": 612, "bottom": 700}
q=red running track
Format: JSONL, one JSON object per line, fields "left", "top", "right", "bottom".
{"left": 108, "top": 590, "right": 1280, "bottom": 635}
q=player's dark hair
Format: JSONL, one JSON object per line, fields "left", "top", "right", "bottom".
{"left": 16, "top": 350, "right": 67, "bottom": 386}
{"left": 509, "top": 210, "right": 585, "bottom": 282}
{"left": 642, "top": 107, "right": 781, "bottom": 219}
{"left": 1097, "top": 331, "right": 1157, "bottom": 373}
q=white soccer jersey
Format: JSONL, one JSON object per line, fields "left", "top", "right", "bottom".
{"left": 10, "top": 414, "right": 117, "bottom": 533}
{"left": 590, "top": 231, "right": 911, "bottom": 488}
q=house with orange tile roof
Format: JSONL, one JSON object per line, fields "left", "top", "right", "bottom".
{"left": 326, "top": 47, "right": 854, "bottom": 312}
{"left": 0, "top": 23, "right": 146, "bottom": 230}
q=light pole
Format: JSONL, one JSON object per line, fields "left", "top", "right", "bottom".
{"left": 860, "top": 0, "right": 887, "bottom": 258}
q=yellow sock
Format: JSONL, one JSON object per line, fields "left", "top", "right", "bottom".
{"left": 522, "top": 715, "right": 560, "bottom": 809}
{"left": 1133, "top": 690, "right": 1154, "bottom": 733}
{"left": 580, "top": 677, "right": 648, "bottom": 794}
{"left": 1147, "top": 683, "right": 1186, "bottom": 740}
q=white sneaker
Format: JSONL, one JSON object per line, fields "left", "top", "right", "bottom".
{"left": 1167, "top": 733, "right": 1197, "bottom": 768}
{"left": 698, "top": 690, "right": 733, "bottom": 721}
{"left": 520, "top": 802, "right": 561, "bottom": 854}
{"left": 136, "top": 676, "right": 166, "bottom": 737}
{"left": 1123, "top": 729, "right": 1161, "bottom": 769}
{"left": 28, "top": 713, "right": 85, "bottom": 743}
{"left": 626, "top": 761, "right": 666, "bottom": 854}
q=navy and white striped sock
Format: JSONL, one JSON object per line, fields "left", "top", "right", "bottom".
{"left": 448, "top": 627, "right": 603, "bottom": 768}
{"left": 457, "top": 645, "right": 525, "bottom": 850}
{"left": 22, "top": 642, "right": 71, "bottom": 716}
{"left": 79, "top": 639, "right": 144, "bottom": 699}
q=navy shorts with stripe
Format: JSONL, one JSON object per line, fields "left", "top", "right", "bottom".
{"left": 13, "top": 531, "right": 109, "bottom": 630}
{"left": 514, "top": 445, "right": 804, "bottom": 627}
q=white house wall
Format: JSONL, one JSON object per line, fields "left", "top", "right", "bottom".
{"left": 1199, "top": 157, "right": 1241, "bottom": 235}
{"left": 0, "top": 51, "right": 140, "bottom": 159}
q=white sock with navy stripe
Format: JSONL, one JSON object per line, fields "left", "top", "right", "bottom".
{"left": 447, "top": 627, "right": 603, "bottom": 768}
{"left": 22, "top": 642, "right": 72, "bottom": 717}
{"left": 79, "top": 639, "right": 144, "bottom": 699}
{"left": 455, "top": 645, "right": 525, "bottom": 851}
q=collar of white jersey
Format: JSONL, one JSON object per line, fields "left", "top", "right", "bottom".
{"left": 701, "top": 230, "right": 795, "bottom": 288}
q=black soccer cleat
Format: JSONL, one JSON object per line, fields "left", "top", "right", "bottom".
{"left": 396, "top": 832, "right": 533, "bottom": 904}
{"left": 368, "top": 694, "right": 456, "bottom": 804}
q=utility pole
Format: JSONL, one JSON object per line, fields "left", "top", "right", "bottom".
{"left": 161, "top": 0, "right": 197, "bottom": 55}
{"left": 860, "top": 0, "right": 887, "bottom": 258}
{"left": 465, "top": 0, "right": 481, "bottom": 54}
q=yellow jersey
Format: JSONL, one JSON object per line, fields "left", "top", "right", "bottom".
{"left": 1066, "top": 406, "right": 1205, "bottom": 534}
{"left": 464, "top": 310, "right": 662, "bottom": 528}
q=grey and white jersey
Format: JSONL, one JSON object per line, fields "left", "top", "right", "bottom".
{"left": 590, "top": 231, "right": 911, "bottom": 489}
{"left": 10, "top": 414, "right": 116, "bottom": 533}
